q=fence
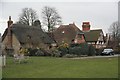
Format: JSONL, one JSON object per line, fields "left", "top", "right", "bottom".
{"left": 0, "top": 56, "right": 2, "bottom": 80}
{"left": 0, "top": 33, "right": 2, "bottom": 79}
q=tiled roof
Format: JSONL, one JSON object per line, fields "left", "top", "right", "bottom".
{"left": 84, "top": 29, "right": 103, "bottom": 42}
{"left": 53, "top": 23, "right": 83, "bottom": 45}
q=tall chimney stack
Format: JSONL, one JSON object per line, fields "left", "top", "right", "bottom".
{"left": 7, "top": 16, "right": 13, "bottom": 28}
{"left": 7, "top": 16, "right": 13, "bottom": 49}
{"left": 82, "top": 22, "right": 90, "bottom": 32}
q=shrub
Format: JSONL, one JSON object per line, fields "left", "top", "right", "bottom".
{"left": 69, "top": 43, "right": 79, "bottom": 47}
{"left": 58, "top": 47, "right": 69, "bottom": 56}
{"left": 69, "top": 43, "right": 89, "bottom": 56}
{"left": 69, "top": 46, "right": 81, "bottom": 55}
{"left": 95, "top": 48, "right": 104, "bottom": 56}
{"left": 114, "top": 47, "right": 120, "bottom": 54}
{"left": 27, "top": 48, "right": 51, "bottom": 56}
{"left": 49, "top": 48, "right": 61, "bottom": 57}
{"left": 40, "top": 49, "right": 51, "bottom": 56}
{"left": 79, "top": 43, "right": 89, "bottom": 55}
{"left": 28, "top": 48, "right": 38, "bottom": 56}
{"left": 53, "top": 50, "right": 61, "bottom": 57}
{"left": 57, "top": 43, "right": 69, "bottom": 56}
{"left": 35, "top": 49, "right": 44, "bottom": 56}
{"left": 19, "top": 48, "right": 29, "bottom": 56}
{"left": 88, "top": 45, "right": 96, "bottom": 56}
{"left": 69, "top": 43, "right": 95, "bottom": 56}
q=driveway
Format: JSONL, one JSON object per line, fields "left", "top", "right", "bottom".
{"left": 71, "top": 54, "right": 119, "bottom": 59}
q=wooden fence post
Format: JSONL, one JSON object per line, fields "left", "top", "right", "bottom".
{"left": 0, "top": 33, "right": 2, "bottom": 79}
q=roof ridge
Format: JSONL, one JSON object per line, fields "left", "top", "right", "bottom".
{"left": 12, "top": 24, "right": 41, "bottom": 30}
{"left": 90, "top": 29, "right": 102, "bottom": 31}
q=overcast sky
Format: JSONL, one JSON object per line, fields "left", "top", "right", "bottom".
{"left": 0, "top": 0, "right": 119, "bottom": 35}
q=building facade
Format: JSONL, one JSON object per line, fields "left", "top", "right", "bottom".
{"left": 53, "top": 23, "right": 85, "bottom": 45}
{"left": 82, "top": 22, "right": 105, "bottom": 49}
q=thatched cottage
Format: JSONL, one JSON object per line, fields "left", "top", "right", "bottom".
{"left": 2, "top": 16, "right": 55, "bottom": 55}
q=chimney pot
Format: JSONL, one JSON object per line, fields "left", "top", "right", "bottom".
{"left": 82, "top": 22, "right": 90, "bottom": 32}
{"left": 9, "top": 16, "right": 11, "bottom": 20}
{"left": 7, "top": 16, "right": 13, "bottom": 49}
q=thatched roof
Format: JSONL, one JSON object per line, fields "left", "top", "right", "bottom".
{"left": 2, "top": 24, "right": 55, "bottom": 44}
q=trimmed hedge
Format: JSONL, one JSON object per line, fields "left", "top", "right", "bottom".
{"left": 57, "top": 43, "right": 96, "bottom": 56}
{"left": 69, "top": 43, "right": 87, "bottom": 56}
{"left": 27, "top": 43, "right": 96, "bottom": 57}
{"left": 88, "top": 45, "right": 96, "bottom": 56}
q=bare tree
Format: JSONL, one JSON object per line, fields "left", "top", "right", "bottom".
{"left": 109, "top": 21, "right": 120, "bottom": 41}
{"left": 17, "top": 8, "right": 38, "bottom": 26}
{"left": 41, "top": 6, "right": 62, "bottom": 32}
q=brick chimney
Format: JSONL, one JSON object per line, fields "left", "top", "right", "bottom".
{"left": 7, "top": 16, "right": 13, "bottom": 28}
{"left": 82, "top": 22, "right": 90, "bottom": 32}
{"left": 7, "top": 16, "right": 13, "bottom": 49}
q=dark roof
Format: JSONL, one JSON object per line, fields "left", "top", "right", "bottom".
{"left": 2, "top": 24, "right": 55, "bottom": 44}
{"left": 53, "top": 23, "right": 84, "bottom": 44}
{"left": 84, "top": 29, "right": 103, "bottom": 42}
{"left": 46, "top": 32, "right": 57, "bottom": 43}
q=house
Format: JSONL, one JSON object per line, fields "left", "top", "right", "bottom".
{"left": 2, "top": 16, "right": 55, "bottom": 55}
{"left": 53, "top": 23, "right": 85, "bottom": 45}
{"left": 82, "top": 22, "right": 105, "bottom": 49}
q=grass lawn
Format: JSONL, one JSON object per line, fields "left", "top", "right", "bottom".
{"left": 0, "top": 67, "right": 2, "bottom": 79}
{"left": 2, "top": 56, "right": 118, "bottom": 78}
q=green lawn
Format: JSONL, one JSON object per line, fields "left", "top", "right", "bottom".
{"left": 0, "top": 68, "right": 2, "bottom": 79}
{"left": 2, "top": 56, "right": 118, "bottom": 78}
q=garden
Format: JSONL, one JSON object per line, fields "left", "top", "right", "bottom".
{"left": 26, "top": 43, "right": 96, "bottom": 57}
{"left": 2, "top": 43, "right": 119, "bottom": 78}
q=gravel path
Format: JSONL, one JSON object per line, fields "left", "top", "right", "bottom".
{"left": 71, "top": 54, "right": 119, "bottom": 59}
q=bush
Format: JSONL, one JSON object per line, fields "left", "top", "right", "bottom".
{"left": 28, "top": 48, "right": 38, "bottom": 56}
{"left": 79, "top": 43, "right": 89, "bottom": 55}
{"left": 69, "top": 43, "right": 95, "bottom": 56}
{"left": 28, "top": 48, "right": 51, "bottom": 56}
{"left": 41, "top": 49, "right": 51, "bottom": 56}
{"left": 35, "top": 49, "right": 44, "bottom": 56}
{"left": 88, "top": 45, "right": 96, "bottom": 56}
{"left": 50, "top": 49, "right": 61, "bottom": 57}
{"left": 69, "top": 43, "right": 89, "bottom": 56}
{"left": 69, "top": 47, "right": 81, "bottom": 55}
{"left": 114, "top": 47, "right": 120, "bottom": 54}
{"left": 95, "top": 48, "right": 104, "bottom": 56}
{"left": 58, "top": 47, "right": 69, "bottom": 56}
{"left": 57, "top": 43, "right": 69, "bottom": 56}
{"left": 70, "top": 43, "right": 79, "bottom": 47}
